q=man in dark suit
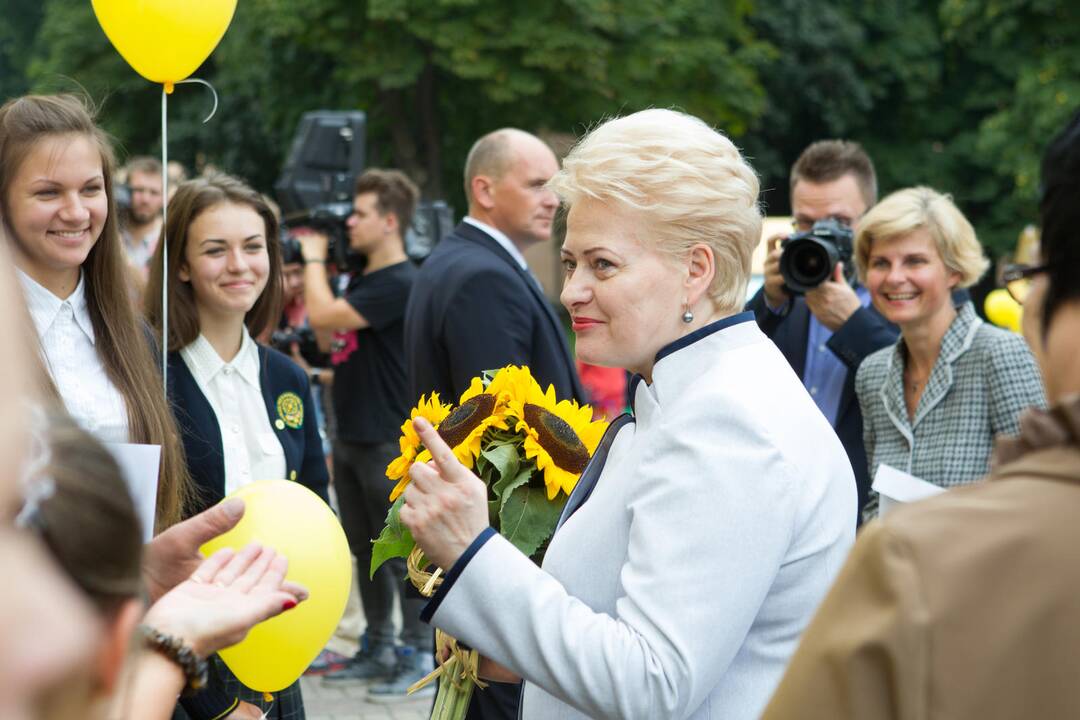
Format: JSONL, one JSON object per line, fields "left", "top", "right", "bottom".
{"left": 404, "top": 128, "right": 585, "bottom": 719}
{"left": 747, "top": 141, "right": 898, "bottom": 522}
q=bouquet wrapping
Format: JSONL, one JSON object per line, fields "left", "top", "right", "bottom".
{"left": 370, "top": 365, "right": 608, "bottom": 719}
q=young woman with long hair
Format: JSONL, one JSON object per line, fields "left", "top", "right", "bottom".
{"left": 146, "top": 173, "right": 329, "bottom": 720}
{"left": 0, "top": 93, "right": 190, "bottom": 530}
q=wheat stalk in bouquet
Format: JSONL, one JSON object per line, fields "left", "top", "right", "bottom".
{"left": 370, "top": 365, "right": 608, "bottom": 720}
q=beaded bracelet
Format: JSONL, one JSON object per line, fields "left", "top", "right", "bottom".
{"left": 139, "top": 625, "right": 209, "bottom": 696}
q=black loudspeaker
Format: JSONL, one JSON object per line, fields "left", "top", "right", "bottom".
{"left": 274, "top": 110, "right": 367, "bottom": 216}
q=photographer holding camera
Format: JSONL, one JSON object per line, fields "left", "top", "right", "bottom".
{"left": 748, "top": 141, "right": 898, "bottom": 522}
{"left": 295, "top": 169, "right": 433, "bottom": 702}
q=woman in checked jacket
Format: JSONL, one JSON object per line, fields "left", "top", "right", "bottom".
{"left": 853, "top": 186, "right": 1045, "bottom": 519}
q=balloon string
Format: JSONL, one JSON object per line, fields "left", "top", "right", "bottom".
{"left": 161, "top": 87, "right": 169, "bottom": 399}
{"left": 175, "top": 78, "right": 220, "bottom": 123}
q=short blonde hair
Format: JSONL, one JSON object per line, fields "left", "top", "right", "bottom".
{"left": 549, "top": 109, "right": 762, "bottom": 315}
{"left": 854, "top": 186, "right": 989, "bottom": 288}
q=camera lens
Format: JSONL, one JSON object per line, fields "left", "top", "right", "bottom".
{"left": 792, "top": 244, "right": 828, "bottom": 283}
{"left": 780, "top": 237, "right": 839, "bottom": 293}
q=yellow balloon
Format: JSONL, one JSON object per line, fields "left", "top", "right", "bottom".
{"left": 200, "top": 481, "right": 351, "bottom": 692}
{"left": 984, "top": 288, "right": 1023, "bottom": 333}
{"left": 91, "top": 0, "right": 237, "bottom": 91}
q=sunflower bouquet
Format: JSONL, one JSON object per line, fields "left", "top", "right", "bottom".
{"left": 370, "top": 365, "right": 608, "bottom": 719}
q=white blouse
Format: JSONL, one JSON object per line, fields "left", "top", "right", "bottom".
{"left": 180, "top": 329, "right": 286, "bottom": 495}
{"left": 19, "top": 270, "right": 130, "bottom": 444}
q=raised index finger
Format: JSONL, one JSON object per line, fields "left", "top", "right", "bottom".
{"left": 412, "top": 417, "right": 470, "bottom": 482}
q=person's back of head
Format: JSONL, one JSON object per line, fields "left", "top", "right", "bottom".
{"left": 1037, "top": 108, "right": 1080, "bottom": 335}
{"left": 463, "top": 128, "right": 560, "bottom": 250}
{"left": 21, "top": 410, "right": 144, "bottom": 719}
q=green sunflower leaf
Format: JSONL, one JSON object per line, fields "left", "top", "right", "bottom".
{"left": 498, "top": 485, "right": 564, "bottom": 560}
{"left": 494, "top": 466, "right": 533, "bottom": 511}
{"left": 370, "top": 496, "right": 414, "bottom": 579}
{"left": 481, "top": 443, "right": 520, "bottom": 484}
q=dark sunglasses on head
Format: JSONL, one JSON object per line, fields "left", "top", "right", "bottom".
{"left": 1002, "top": 263, "right": 1049, "bottom": 305}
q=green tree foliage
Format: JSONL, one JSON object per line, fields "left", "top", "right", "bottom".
{"left": 742, "top": 0, "right": 1079, "bottom": 256}
{"left": 5, "top": 0, "right": 1076, "bottom": 257}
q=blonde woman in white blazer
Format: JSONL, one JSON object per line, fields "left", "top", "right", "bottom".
{"left": 399, "top": 109, "right": 857, "bottom": 720}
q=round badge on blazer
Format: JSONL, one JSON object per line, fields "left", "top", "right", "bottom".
{"left": 275, "top": 419, "right": 286, "bottom": 430}
{"left": 275, "top": 392, "right": 304, "bottom": 429}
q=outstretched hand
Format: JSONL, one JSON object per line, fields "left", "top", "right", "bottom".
{"left": 399, "top": 418, "right": 490, "bottom": 570}
{"left": 143, "top": 499, "right": 245, "bottom": 603}
{"left": 142, "top": 499, "right": 307, "bottom": 604}
{"left": 143, "top": 542, "right": 308, "bottom": 659}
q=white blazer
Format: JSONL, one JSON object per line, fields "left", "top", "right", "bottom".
{"left": 423, "top": 313, "right": 856, "bottom": 719}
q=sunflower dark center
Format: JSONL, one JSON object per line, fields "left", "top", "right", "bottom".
{"left": 524, "top": 403, "right": 589, "bottom": 474}
{"left": 438, "top": 394, "right": 496, "bottom": 448}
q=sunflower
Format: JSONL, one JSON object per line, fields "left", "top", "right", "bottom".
{"left": 386, "top": 393, "right": 453, "bottom": 502}
{"left": 438, "top": 375, "right": 512, "bottom": 468}
{"left": 506, "top": 380, "right": 608, "bottom": 500}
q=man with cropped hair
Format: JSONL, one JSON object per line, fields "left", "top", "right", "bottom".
{"left": 404, "top": 129, "right": 586, "bottom": 719}
{"left": 121, "top": 155, "right": 164, "bottom": 273}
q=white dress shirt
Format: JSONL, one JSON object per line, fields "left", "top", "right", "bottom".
{"left": 463, "top": 216, "right": 529, "bottom": 270}
{"left": 18, "top": 269, "right": 130, "bottom": 444}
{"left": 180, "top": 329, "right": 286, "bottom": 495}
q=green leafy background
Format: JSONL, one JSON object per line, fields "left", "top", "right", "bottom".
{"left": 4, "top": 0, "right": 1076, "bottom": 260}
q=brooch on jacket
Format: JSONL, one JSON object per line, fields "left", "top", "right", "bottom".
{"left": 276, "top": 392, "right": 304, "bottom": 429}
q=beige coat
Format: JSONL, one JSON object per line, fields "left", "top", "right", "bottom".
{"left": 763, "top": 396, "right": 1080, "bottom": 720}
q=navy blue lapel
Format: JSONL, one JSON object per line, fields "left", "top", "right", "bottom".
{"left": 258, "top": 346, "right": 299, "bottom": 480}
{"left": 556, "top": 413, "right": 635, "bottom": 530}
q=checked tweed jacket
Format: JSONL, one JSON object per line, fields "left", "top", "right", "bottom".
{"left": 856, "top": 302, "right": 1045, "bottom": 517}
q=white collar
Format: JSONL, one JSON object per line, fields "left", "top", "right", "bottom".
{"left": 632, "top": 313, "right": 762, "bottom": 422}
{"left": 463, "top": 216, "right": 529, "bottom": 270}
{"left": 16, "top": 269, "right": 95, "bottom": 344}
{"left": 181, "top": 327, "right": 261, "bottom": 389}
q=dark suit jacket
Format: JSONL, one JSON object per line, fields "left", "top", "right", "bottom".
{"left": 404, "top": 221, "right": 585, "bottom": 720}
{"left": 405, "top": 221, "right": 586, "bottom": 404}
{"left": 168, "top": 344, "right": 330, "bottom": 720}
{"left": 747, "top": 288, "right": 898, "bottom": 521}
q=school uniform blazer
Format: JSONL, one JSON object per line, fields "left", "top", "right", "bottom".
{"left": 167, "top": 344, "right": 330, "bottom": 514}
{"left": 747, "top": 287, "right": 899, "bottom": 519}
{"left": 422, "top": 313, "right": 857, "bottom": 720}
{"left": 168, "top": 345, "right": 328, "bottom": 719}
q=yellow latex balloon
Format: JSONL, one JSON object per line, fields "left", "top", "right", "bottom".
{"left": 985, "top": 288, "right": 1023, "bottom": 333}
{"left": 91, "top": 0, "right": 237, "bottom": 92}
{"left": 200, "top": 481, "right": 350, "bottom": 692}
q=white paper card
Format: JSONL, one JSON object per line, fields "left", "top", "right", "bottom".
{"left": 872, "top": 463, "right": 946, "bottom": 517}
{"left": 106, "top": 443, "right": 161, "bottom": 542}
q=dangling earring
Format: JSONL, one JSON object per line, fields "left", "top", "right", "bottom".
{"left": 682, "top": 303, "right": 694, "bottom": 324}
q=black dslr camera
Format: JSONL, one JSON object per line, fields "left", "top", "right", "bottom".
{"left": 779, "top": 218, "right": 857, "bottom": 294}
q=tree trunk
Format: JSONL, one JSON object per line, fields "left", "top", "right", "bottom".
{"left": 416, "top": 55, "right": 443, "bottom": 200}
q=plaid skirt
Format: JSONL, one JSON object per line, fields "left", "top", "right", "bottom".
{"left": 172, "top": 656, "right": 306, "bottom": 720}
{"left": 212, "top": 657, "right": 306, "bottom": 720}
